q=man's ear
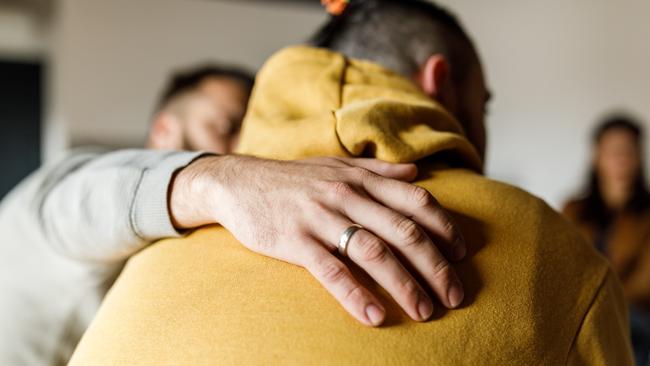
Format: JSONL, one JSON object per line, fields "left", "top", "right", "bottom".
{"left": 147, "top": 112, "right": 182, "bottom": 149}
{"left": 418, "top": 54, "right": 451, "bottom": 99}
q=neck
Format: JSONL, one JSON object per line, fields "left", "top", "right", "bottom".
{"left": 600, "top": 178, "right": 632, "bottom": 211}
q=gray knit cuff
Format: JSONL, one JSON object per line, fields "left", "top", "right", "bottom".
{"left": 130, "top": 151, "right": 211, "bottom": 241}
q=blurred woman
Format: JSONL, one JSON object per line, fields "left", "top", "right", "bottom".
{"left": 563, "top": 115, "right": 650, "bottom": 366}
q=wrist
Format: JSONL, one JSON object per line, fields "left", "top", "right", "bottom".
{"left": 169, "top": 155, "right": 225, "bottom": 229}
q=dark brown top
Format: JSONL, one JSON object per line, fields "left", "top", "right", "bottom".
{"left": 563, "top": 200, "right": 650, "bottom": 310}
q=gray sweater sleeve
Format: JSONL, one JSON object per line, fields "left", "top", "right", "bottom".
{"left": 23, "top": 148, "right": 207, "bottom": 263}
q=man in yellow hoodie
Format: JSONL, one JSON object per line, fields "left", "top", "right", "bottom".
{"left": 70, "top": 0, "right": 634, "bottom": 364}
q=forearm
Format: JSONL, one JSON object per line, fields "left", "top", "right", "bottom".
{"left": 165, "top": 154, "right": 466, "bottom": 326}
{"left": 30, "top": 148, "right": 206, "bottom": 262}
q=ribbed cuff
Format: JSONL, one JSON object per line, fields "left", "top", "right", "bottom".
{"left": 130, "top": 151, "right": 211, "bottom": 241}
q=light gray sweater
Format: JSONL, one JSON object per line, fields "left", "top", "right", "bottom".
{"left": 0, "top": 148, "right": 204, "bottom": 365}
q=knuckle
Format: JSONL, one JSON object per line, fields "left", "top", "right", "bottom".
{"left": 440, "top": 218, "right": 458, "bottom": 240}
{"left": 342, "top": 285, "right": 366, "bottom": 304}
{"left": 397, "top": 277, "right": 421, "bottom": 304}
{"left": 316, "top": 258, "right": 349, "bottom": 284}
{"left": 356, "top": 235, "right": 389, "bottom": 263}
{"left": 350, "top": 166, "right": 371, "bottom": 180}
{"left": 393, "top": 216, "right": 425, "bottom": 248}
{"left": 430, "top": 259, "right": 453, "bottom": 281}
{"left": 410, "top": 186, "right": 435, "bottom": 208}
{"left": 325, "top": 181, "right": 356, "bottom": 199}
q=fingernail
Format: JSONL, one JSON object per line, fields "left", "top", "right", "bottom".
{"left": 452, "top": 239, "right": 466, "bottom": 260}
{"left": 365, "top": 304, "right": 385, "bottom": 326}
{"left": 448, "top": 283, "right": 464, "bottom": 308}
{"left": 417, "top": 297, "right": 434, "bottom": 320}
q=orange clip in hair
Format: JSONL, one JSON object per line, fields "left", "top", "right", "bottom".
{"left": 321, "top": 0, "right": 349, "bottom": 16}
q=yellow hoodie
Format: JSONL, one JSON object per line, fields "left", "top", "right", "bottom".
{"left": 70, "top": 47, "right": 633, "bottom": 365}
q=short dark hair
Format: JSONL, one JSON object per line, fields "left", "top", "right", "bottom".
{"left": 156, "top": 64, "right": 254, "bottom": 111}
{"left": 310, "top": 0, "right": 477, "bottom": 82}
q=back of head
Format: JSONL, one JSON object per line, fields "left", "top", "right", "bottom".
{"left": 311, "top": 0, "right": 477, "bottom": 82}
{"left": 309, "top": 0, "right": 489, "bottom": 158}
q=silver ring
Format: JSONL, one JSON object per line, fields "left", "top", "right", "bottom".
{"left": 338, "top": 224, "right": 363, "bottom": 256}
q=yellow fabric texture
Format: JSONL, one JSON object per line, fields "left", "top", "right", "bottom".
{"left": 70, "top": 46, "right": 633, "bottom": 365}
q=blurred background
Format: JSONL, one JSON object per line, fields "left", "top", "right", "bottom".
{"left": 1, "top": 0, "right": 649, "bottom": 208}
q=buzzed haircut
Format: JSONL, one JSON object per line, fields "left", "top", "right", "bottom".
{"left": 156, "top": 64, "right": 254, "bottom": 111}
{"left": 310, "top": 0, "right": 477, "bottom": 83}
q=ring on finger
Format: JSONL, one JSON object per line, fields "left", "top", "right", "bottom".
{"left": 338, "top": 224, "right": 364, "bottom": 257}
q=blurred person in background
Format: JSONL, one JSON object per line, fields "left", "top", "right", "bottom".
{"left": 564, "top": 115, "right": 650, "bottom": 366}
{"left": 0, "top": 55, "right": 467, "bottom": 366}
{"left": 0, "top": 63, "right": 253, "bottom": 365}
{"left": 148, "top": 65, "right": 253, "bottom": 154}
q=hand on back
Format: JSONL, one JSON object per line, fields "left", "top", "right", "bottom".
{"left": 170, "top": 155, "right": 466, "bottom": 326}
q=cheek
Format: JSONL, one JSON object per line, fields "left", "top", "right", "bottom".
{"left": 185, "top": 119, "right": 207, "bottom": 141}
{"left": 599, "top": 152, "right": 638, "bottom": 178}
{"left": 619, "top": 154, "right": 640, "bottom": 174}
{"left": 603, "top": 156, "right": 621, "bottom": 173}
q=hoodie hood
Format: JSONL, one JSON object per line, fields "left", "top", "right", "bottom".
{"left": 237, "top": 46, "right": 482, "bottom": 172}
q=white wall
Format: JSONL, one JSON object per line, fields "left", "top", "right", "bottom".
{"left": 437, "top": 0, "right": 650, "bottom": 208}
{"left": 0, "top": 1, "right": 49, "bottom": 61}
{"left": 51, "top": 0, "right": 326, "bottom": 149}
{"left": 50, "top": 0, "right": 650, "bottom": 208}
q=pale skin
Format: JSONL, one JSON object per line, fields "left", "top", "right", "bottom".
{"left": 595, "top": 128, "right": 641, "bottom": 210}
{"left": 150, "top": 58, "right": 491, "bottom": 326}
